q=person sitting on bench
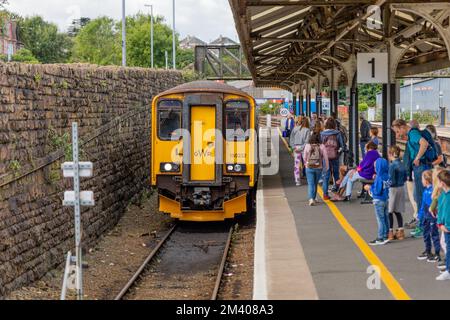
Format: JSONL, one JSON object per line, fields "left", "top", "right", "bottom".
{"left": 332, "top": 141, "right": 380, "bottom": 202}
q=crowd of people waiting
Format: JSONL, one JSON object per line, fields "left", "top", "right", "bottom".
{"left": 284, "top": 112, "right": 450, "bottom": 281}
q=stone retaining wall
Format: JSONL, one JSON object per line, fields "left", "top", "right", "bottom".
{"left": 0, "top": 63, "right": 182, "bottom": 296}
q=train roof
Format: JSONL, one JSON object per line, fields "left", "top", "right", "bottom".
{"left": 158, "top": 80, "right": 252, "bottom": 98}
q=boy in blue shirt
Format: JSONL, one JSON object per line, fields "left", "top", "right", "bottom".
{"left": 417, "top": 170, "right": 440, "bottom": 262}
{"left": 366, "top": 158, "right": 391, "bottom": 246}
{"left": 436, "top": 170, "right": 450, "bottom": 280}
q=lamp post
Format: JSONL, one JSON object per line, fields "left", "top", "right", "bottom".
{"left": 172, "top": 0, "right": 176, "bottom": 70}
{"left": 410, "top": 78, "right": 414, "bottom": 121}
{"left": 122, "top": 0, "right": 126, "bottom": 67}
{"left": 439, "top": 78, "right": 445, "bottom": 127}
{"left": 145, "top": 4, "right": 154, "bottom": 69}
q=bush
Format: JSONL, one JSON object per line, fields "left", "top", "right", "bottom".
{"left": 399, "top": 110, "right": 438, "bottom": 124}
{"left": 358, "top": 102, "right": 369, "bottom": 112}
{"left": 259, "top": 101, "right": 282, "bottom": 115}
{"left": 9, "top": 49, "right": 40, "bottom": 64}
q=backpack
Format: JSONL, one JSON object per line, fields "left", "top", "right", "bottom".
{"left": 407, "top": 128, "right": 438, "bottom": 165}
{"left": 339, "top": 125, "right": 348, "bottom": 146}
{"left": 323, "top": 134, "right": 339, "bottom": 160}
{"left": 307, "top": 144, "right": 322, "bottom": 169}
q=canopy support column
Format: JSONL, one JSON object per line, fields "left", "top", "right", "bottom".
{"left": 349, "top": 80, "right": 359, "bottom": 167}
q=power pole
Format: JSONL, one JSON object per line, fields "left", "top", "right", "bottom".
{"left": 145, "top": 4, "right": 154, "bottom": 69}
{"left": 172, "top": 0, "right": 176, "bottom": 70}
{"left": 122, "top": 0, "right": 127, "bottom": 67}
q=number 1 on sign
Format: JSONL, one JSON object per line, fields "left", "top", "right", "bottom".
{"left": 368, "top": 57, "right": 375, "bottom": 78}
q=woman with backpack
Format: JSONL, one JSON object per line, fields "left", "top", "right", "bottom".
{"left": 304, "top": 133, "right": 329, "bottom": 206}
{"left": 320, "top": 118, "right": 345, "bottom": 200}
{"left": 426, "top": 124, "right": 446, "bottom": 168}
{"left": 290, "top": 117, "right": 311, "bottom": 186}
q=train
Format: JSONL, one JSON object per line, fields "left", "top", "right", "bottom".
{"left": 151, "top": 81, "right": 258, "bottom": 222}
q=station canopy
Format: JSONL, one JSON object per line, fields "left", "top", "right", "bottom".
{"left": 229, "top": 0, "right": 450, "bottom": 90}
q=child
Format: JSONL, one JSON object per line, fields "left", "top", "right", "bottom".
{"left": 430, "top": 167, "right": 446, "bottom": 270}
{"left": 303, "top": 133, "right": 329, "bottom": 206}
{"left": 417, "top": 170, "right": 441, "bottom": 262}
{"left": 366, "top": 158, "right": 391, "bottom": 246}
{"left": 388, "top": 146, "right": 407, "bottom": 241}
{"left": 370, "top": 127, "right": 380, "bottom": 147}
{"left": 436, "top": 170, "right": 450, "bottom": 280}
{"left": 291, "top": 117, "right": 311, "bottom": 186}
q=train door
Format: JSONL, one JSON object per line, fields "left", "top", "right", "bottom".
{"left": 182, "top": 94, "right": 223, "bottom": 186}
{"left": 190, "top": 106, "right": 216, "bottom": 181}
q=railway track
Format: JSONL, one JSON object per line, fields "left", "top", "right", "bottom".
{"left": 115, "top": 223, "right": 234, "bottom": 300}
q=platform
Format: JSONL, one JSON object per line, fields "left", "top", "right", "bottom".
{"left": 254, "top": 132, "right": 450, "bottom": 300}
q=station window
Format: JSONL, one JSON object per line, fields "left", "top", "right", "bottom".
{"left": 158, "top": 100, "right": 182, "bottom": 140}
{"left": 225, "top": 101, "right": 249, "bottom": 141}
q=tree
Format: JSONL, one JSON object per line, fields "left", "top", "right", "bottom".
{"left": 18, "top": 16, "right": 72, "bottom": 63}
{"left": 11, "top": 48, "right": 39, "bottom": 63}
{"left": 126, "top": 14, "right": 182, "bottom": 69}
{"left": 177, "top": 48, "right": 194, "bottom": 69}
{"left": 358, "top": 84, "right": 382, "bottom": 108}
{"left": 72, "top": 17, "right": 121, "bottom": 65}
{"left": 67, "top": 17, "right": 91, "bottom": 37}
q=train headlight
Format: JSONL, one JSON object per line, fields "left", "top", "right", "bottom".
{"left": 226, "top": 164, "right": 246, "bottom": 173}
{"left": 160, "top": 162, "right": 180, "bottom": 173}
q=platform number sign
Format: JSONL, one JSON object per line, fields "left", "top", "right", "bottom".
{"left": 357, "top": 53, "right": 388, "bottom": 84}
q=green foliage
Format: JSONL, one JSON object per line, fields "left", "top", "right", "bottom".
{"left": 182, "top": 69, "right": 203, "bottom": 82}
{"left": 17, "top": 16, "right": 72, "bottom": 63}
{"left": 9, "top": 160, "right": 21, "bottom": 176}
{"left": 71, "top": 14, "right": 188, "bottom": 69}
{"left": 72, "top": 17, "right": 121, "bottom": 65}
{"left": 67, "top": 17, "right": 91, "bottom": 37}
{"left": 358, "top": 102, "right": 369, "bottom": 112}
{"left": 47, "top": 127, "right": 86, "bottom": 162}
{"left": 177, "top": 48, "right": 194, "bottom": 69}
{"left": 126, "top": 14, "right": 179, "bottom": 68}
{"left": 358, "top": 84, "right": 382, "bottom": 108}
{"left": 34, "top": 73, "right": 42, "bottom": 84}
{"left": 399, "top": 110, "right": 438, "bottom": 124}
{"left": 11, "top": 48, "right": 39, "bottom": 63}
{"left": 259, "top": 101, "right": 282, "bottom": 115}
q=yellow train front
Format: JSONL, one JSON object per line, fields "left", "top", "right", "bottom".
{"left": 151, "top": 81, "right": 258, "bottom": 222}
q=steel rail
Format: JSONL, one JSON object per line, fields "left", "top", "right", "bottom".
{"left": 114, "top": 225, "right": 177, "bottom": 300}
{"left": 211, "top": 226, "right": 234, "bottom": 300}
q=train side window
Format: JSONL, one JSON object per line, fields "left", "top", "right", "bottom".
{"left": 158, "top": 100, "right": 182, "bottom": 140}
{"left": 225, "top": 101, "right": 249, "bottom": 141}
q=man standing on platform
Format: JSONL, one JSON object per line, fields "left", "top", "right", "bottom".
{"left": 392, "top": 119, "right": 437, "bottom": 233}
{"left": 360, "top": 114, "right": 371, "bottom": 159}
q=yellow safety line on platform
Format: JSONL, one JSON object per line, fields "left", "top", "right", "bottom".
{"left": 277, "top": 127, "right": 411, "bottom": 300}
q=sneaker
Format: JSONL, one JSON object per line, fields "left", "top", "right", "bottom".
{"left": 427, "top": 254, "right": 441, "bottom": 263}
{"left": 309, "top": 199, "right": 315, "bottom": 206}
{"left": 405, "top": 218, "right": 418, "bottom": 229}
{"left": 411, "top": 228, "right": 423, "bottom": 238}
{"left": 342, "top": 196, "right": 351, "bottom": 202}
{"left": 369, "top": 239, "right": 387, "bottom": 246}
{"left": 417, "top": 251, "right": 430, "bottom": 260}
{"left": 323, "top": 195, "right": 331, "bottom": 201}
{"left": 436, "top": 271, "right": 450, "bottom": 281}
{"left": 438, "top": 260, "right": 447, "bottom": 270}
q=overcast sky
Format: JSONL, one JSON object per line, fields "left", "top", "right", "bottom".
{"left": 6, "top": 0, "right": 239, "bottom": 43}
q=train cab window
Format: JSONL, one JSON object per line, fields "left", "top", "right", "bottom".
{"left": 158, "top": 100, "right": 182, "bottom": 140}
{"left": 225, "top": 101, "right": 249, "bottom": 141}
